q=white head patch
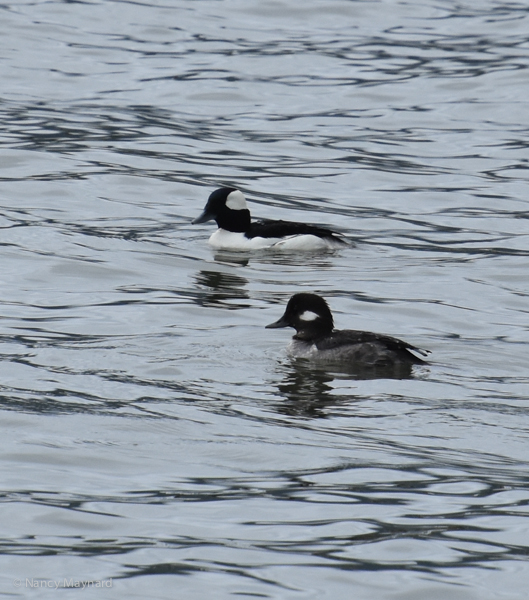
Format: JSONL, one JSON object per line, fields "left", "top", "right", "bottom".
{"left": 299, "top": 310, "right": 319, "bottom": 322}
{"left": 225, "top": 189, "right": 248, "bottom": 211}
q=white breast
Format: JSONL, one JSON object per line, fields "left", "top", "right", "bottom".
{"left": 287, "top": 339, "right": 319, "bottom": 359}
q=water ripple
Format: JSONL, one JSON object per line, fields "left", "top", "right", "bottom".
{"left": 1, "top": 0, "right": 529, "bottom": 597}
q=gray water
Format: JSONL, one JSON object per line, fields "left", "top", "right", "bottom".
{"left": 1, "top": 0, "right": 528, "bottom": 598}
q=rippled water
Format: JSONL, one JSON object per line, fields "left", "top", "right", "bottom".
{"left": 1, "top": 0, "right": 528, "bottom": 598}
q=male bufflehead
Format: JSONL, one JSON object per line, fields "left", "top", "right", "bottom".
{"left": 266, "top": 293, "right": 429, "bottom": 368}
{"left": 192, "top": 187, "right": 347, "bottom": 251}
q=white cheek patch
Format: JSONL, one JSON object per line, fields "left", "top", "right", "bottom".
{"left": 225, "top": 190, "right": 248, "bottom": 211}
{"left": 299, "top": 310, "right": 319, "bottom": 322}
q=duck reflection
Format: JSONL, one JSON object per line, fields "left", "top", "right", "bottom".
{"left": 193, "top": 269, "right": 249, "bottom": 309}
{"left": 212, "top": 251, "right": 250, "bottom": 267}
{"left": 273, "top": 358, "right": 418, "bottom": 418}
{"left": 212, "top": 250, "right": 337, "bottom": 269}
{"left": 273, "top": 361, "right": 337, "bottom": 417}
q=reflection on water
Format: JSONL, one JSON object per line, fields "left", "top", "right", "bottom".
{"left": 273, "top": 359, "right": 423, "bottom": 418}
{"left": 212, "top": 251, "right": 250, "bottom": 267}
{"left": 212, "top": 249, "right": 342, "bottom": 268}
{"left": 1, "top": 0, "right": 529, "bottom": 598}
{"left": 193, "top": 269, "right": 249, "bottom": 309}
{"left": 272, "top": 361, "right": 338, "bottom": 417}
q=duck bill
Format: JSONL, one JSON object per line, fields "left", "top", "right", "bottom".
{"left": 265, "top": 315, "right": 290, "bottom": 329}
{"left": 192, "top": 209, "right": 215, "bottom": 224}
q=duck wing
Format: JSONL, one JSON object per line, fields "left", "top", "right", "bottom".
{"left": 248, "top": 219, "right": 346, "bottom": 242}
{"left": 316, "top": 330, "right": 430, "bottom": 364}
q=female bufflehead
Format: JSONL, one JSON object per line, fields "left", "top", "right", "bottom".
{"left": 266, "top": 293, "right": 429, "bottom": 368}
{"left": 192, "top": 187, "right": 347, "bottom": 251}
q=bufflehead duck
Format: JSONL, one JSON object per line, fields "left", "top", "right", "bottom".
{"left": 192, "top": 187, "right": 347, "bottom": 251}
{"left": 266, "top": 293, "right": 429, "bottom": 368}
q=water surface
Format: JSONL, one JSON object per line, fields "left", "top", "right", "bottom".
{"left": 1, "top": 0, "right": 528, "bottom": 598}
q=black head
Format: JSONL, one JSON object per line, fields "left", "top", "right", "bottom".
{"left": 192, "top": 187, "right": 251, "bottom": 232}
{"left": 266, "top": 293, "right": 334, "bottom": 341}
